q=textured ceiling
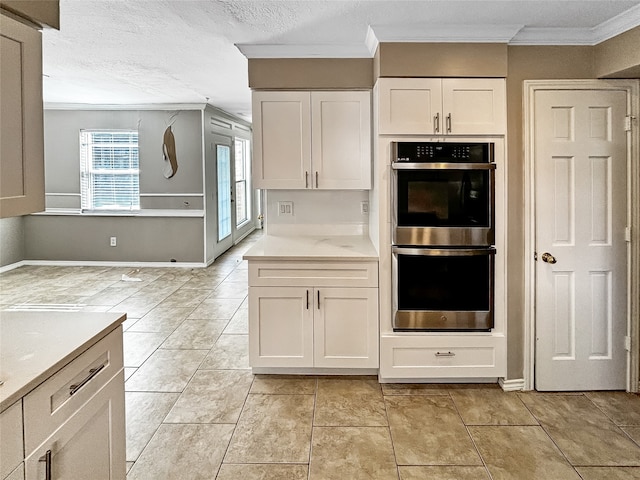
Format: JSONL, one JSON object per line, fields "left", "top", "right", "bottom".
{"left": 42, "top": 0, "right": 640, "bottom": 120}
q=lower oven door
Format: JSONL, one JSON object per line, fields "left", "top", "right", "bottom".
{"left": 392, "top": 246, "right": 495, "bottom": 331}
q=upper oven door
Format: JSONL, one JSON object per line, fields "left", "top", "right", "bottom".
{"left": 392, "top": 162, "right": 495, "bottom": 246}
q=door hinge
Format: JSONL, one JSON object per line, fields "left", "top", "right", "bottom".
{"left": 625, "top": 336, "right": 631, "bottom": 351}
{"left": 626, "top": 226, "right": 632, "bottom": 243}
{"left": 625, "top": 116, "right": 635, "bottom": 132}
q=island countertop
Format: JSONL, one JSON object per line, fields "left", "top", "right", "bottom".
{"left": 242, "top": 235, "right": 379, "bottom": 262}
{"left": 0, "top": 311, "right": 126, "bottom": 412}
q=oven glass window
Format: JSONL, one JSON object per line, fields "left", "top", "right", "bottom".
{"left": 396, "top": 170, "right": 490, "bottom": 227}
{"left": 396, "top": 253, "right": 491, "bottom": 311}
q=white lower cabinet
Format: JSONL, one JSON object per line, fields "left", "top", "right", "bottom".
{"left": 248, "top": 261, "right": 379, "bottom": 370}
{"left": 379, "top": 334, "right": 506, "bottom": 379}
{"left": 24, "top": 371, "right": 125, "bottom": 480}
{"left": 1, "top": 401, "right": 23, "bottom": 480}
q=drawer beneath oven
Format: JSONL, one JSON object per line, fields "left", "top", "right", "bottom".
{"left": 380, "top": 334, "right": 506, "bottom": 380}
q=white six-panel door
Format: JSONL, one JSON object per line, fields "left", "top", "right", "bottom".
{"left": 534, "top": 89, "right": 628, "bottom": 390}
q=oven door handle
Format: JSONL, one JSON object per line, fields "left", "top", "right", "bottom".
{"left": 392, "top": 247, "right": 496, "bottom": 256}
{"left": 391, "top": 162, "right": 496, "bottom": 170}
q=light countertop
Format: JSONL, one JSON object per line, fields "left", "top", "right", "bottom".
{"left": 242, "top": 235, "right": 379, "bottom": 262}
{"left": 0, "top": 311, "right": 126, "bottom": 412}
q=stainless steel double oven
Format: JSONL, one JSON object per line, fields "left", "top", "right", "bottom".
{"left": 391, "top": 142, "right": 496, "bottom": 331}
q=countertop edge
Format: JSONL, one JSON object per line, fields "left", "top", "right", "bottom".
{"left": 0, "top": 312, "right": 126, "bottom": 413}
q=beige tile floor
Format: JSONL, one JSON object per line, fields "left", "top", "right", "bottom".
{"left": 3, "top": 232, "right": 640, "bottom": 479}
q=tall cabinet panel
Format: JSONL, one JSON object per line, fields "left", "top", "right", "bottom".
{"left": 252, "top": 91, "right": 311, "bottom": 189}
{"left": 0, "top": 13, "right": 45, "bottom": 218}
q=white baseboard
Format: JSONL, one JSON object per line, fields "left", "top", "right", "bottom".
{"left": 0, "top": 260, "right": 27, "bottom": 274}
{"left": 2, "top": 260, "right": 207, "bottom": 271}
{"left": 499, "top": 378, "right": 525, "bottom": 391}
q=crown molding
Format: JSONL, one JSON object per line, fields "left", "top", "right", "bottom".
{"left": 509, "top": 27, "right": 595, "bottom": 45}
{"left": 592, "top": 2, "right": 640, "bottom": 44}
{"left": 370, "top": 23, "right": 525, "bottom": 44}
{"left": 235, "top": 43, "right": 371, "bottom": 59}
{"left": 237, "top": 4, "right": 640, "bottom": 59}
{"left": 44, "top": 102, "right": 207, "bottom": 110}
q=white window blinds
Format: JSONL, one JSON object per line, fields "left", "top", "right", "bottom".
{"left": 80, "top": 130, "right": 140, "bottom": 211}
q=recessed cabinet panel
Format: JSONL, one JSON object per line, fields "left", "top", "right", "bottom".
{"left": 314, "top": 288, "right": 378, "bottom": 368}
{"left": 249, "top": 286, "right": 313, "bottom": 367}
{"left": 0, "top": 13, "right": 45, "bottom": 218}
{"left": 378, "top": 78, "right": 441, "bottom": 135}
{"left": 444, "top": 79, "right": 506, "bottom": 134}
{"left": 252, "top": 91, "right": 311, "bottom": 189}
{"left": 312, "top": 91, "right": 371, "bottom": 189}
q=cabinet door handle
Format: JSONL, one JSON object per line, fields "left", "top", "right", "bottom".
{"left": 315, "top": 171, "right": 319, "bottom": 188}
{"left": 306, "top": 290, "right": 309, "bottom": 309}
{"left": 305, "top": 171, "right": 309, "bottom": 188}
{"left": 40, "top": 449, "right": 52, "bottom": 480}
{"left": 317, "top": 290, "right": 320, "bottom": 309}
{"left": 434, "top": 113, "right": 440, "bottom": 133}
{"left": 446, "top": 113, "right": 452, "bottom": 133}
{"left": 69, "top": 364, "right": 105, "bottom": 396}
{"left": 435, "top": 351, "right": 455, "bottom": 357}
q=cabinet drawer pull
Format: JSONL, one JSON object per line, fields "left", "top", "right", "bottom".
{"left": 69, "top": 364, "right": 105, "bottom": 396}
{"left": 40, "top": 449, "right": 52, "bottom": 480}
{"left": 317, "top": 290, "right": 320, "bottom": 309}
{"left": 446, "top": 113, "right": 452, "bottom": 133}
{"left": 305, "top": 171, "right": 309, "bottom": 188}
{"left": 434, "top": 113, "right": 440, "bottom": 133}
{"left": 306, "top": 290, "right": 309, "bottom": 309}
{"left": 435, "top": 351, "right": 455, "bottom": 357}
{"left": 315, "top": 171, "right": 319, "bottom": 188}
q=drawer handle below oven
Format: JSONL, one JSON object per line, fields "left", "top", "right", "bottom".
{"left": 435, "top": 351, "right": 456, "bottom": 357}
{"left": 69, "top": 364, "right": 106, "bottom": 396}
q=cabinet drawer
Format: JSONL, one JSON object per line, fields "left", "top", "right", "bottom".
{"left": 380, "top": 334, "right": 506, "bottom": 379}
{"left": 23, "top": 326, "right": 123, "bottom": 455}
{"left": 0, "top": 400, "right": 23, "bottom": 479}
{"left": 249, "top": 261, "right": 378, "bottom": 288}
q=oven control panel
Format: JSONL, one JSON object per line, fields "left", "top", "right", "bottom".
{"left": 394, "top": 142, "right": 492, "bottom": 163}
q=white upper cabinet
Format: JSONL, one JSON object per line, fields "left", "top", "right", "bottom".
{"left": 0, "top": 12, "right": 45, "bottom": 218}
{"left": 378, "top": 78, "right": 506, "bottom": 135}
{"left": 252, "top": 90, "right": 371, "bottom": 189}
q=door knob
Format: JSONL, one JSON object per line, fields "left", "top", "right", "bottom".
{"left": 541, "top": 252, "right": 557, "bottom": 264}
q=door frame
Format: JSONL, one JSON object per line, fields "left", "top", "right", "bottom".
{"left": 523, "top": 79, "right": 640, "bottom": 391}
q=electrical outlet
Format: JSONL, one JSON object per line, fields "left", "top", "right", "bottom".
{"left": 361, "top": 201, "right": 369, "bottom": 214}
{"left": 278, "top": 201, "right": 294, "bottom": 216}
{"left": 110, "top": 236, "right": 117, "bottom": 247}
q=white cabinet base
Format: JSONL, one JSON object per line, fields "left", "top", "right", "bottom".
{"left": 379, "top": 334, "right": 506, "bottom": 381}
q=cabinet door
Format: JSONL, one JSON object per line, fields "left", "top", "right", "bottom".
{"left": 249, "top": 286, "right": 313, "bottom": 367}
{"left": 314, "top": 287, "right": 379, "bottom": 368}
{"left": 24, "top": 371, "right": 126, "bottom": 480}
{"left": 442, "top": 78, "right": 506, "bottom": 134}
{"left": 378, "top": 78, "right": 442, "bottom": 135}
{"left": 311, "top": 91, "right": 371, "bottom": 189}
{"left": 0, "top": 401, "right": 23, "bottom": 480}
{"left": 0, "top": 13, "right": 45, "bottom": 218}
{"left": 252, "top": 91, "right": 311, "bottom": 189}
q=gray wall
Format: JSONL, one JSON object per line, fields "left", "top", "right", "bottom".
{"left": 0, "top": 216, "right": 24, "bottom": 267}
{"left": 24, "top": 215, "right": 203, "bottom": 263}
{"left": 27, "top": 108, "right": 207, "bottom": 263}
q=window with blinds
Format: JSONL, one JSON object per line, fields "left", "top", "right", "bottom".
{"left": 80, "top": 130, "right": 140, "bottom": 211}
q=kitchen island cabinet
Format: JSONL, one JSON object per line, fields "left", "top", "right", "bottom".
{"left": 244, "top": 235, "right": 379, "bottom": 372}
{"left": 0, "top": 311, "right": 126, "bottom": 480}
{"left": 252, "top": 90, "right": 371, "bottom": 190}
